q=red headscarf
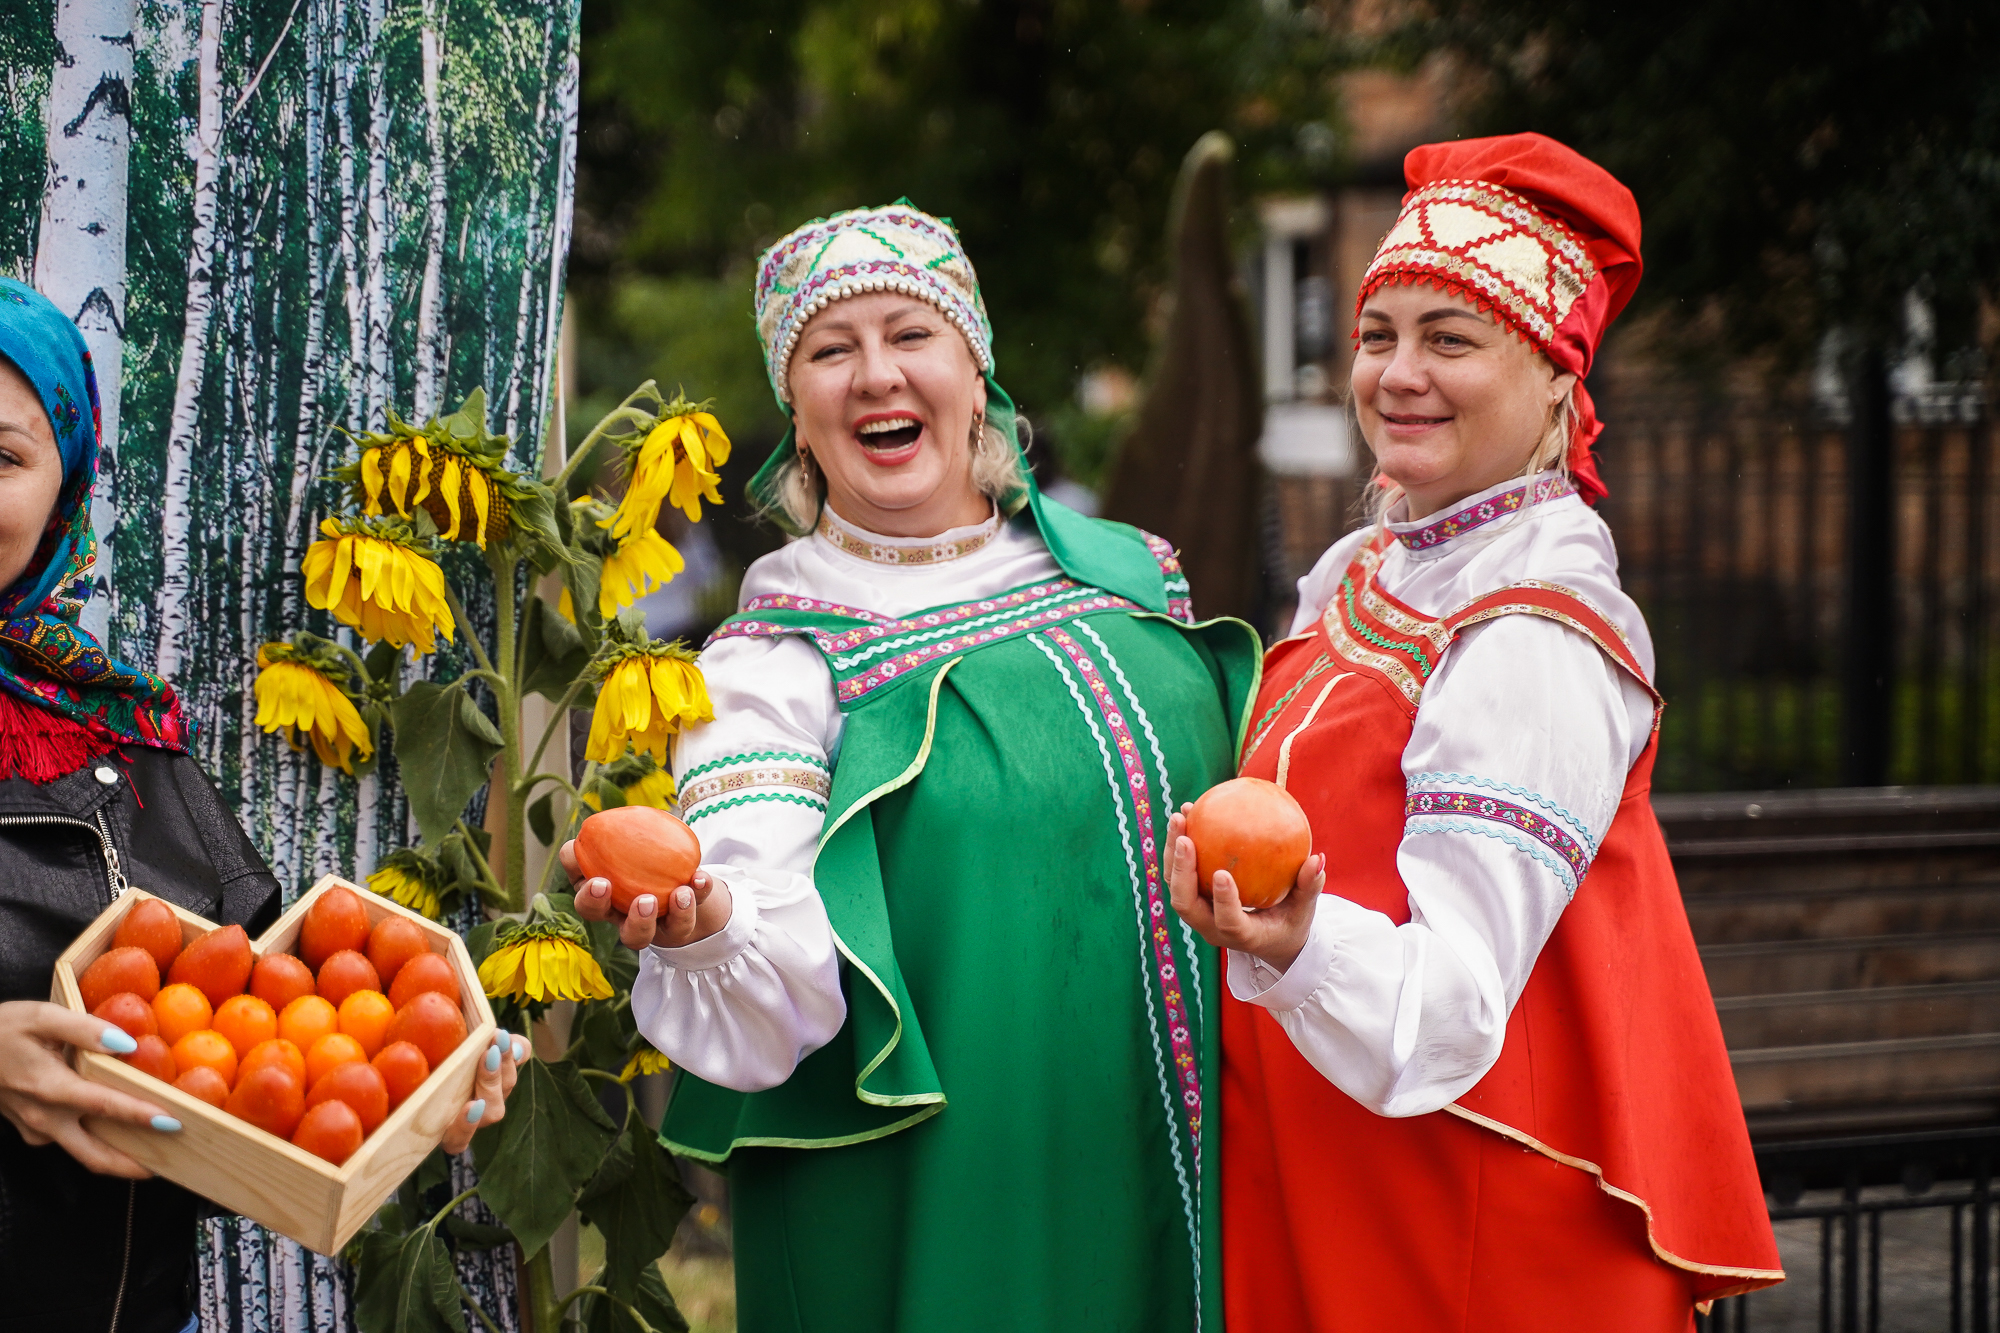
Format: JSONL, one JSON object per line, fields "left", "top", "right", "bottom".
{"left": 1355, "top": 133, "right": 1643, "bottom": 504}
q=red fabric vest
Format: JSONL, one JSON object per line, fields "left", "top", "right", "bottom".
{"left": 1222, "top": 536, "right": 1782, "bottom": 1330}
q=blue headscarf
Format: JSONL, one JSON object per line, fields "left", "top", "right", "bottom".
{"left": 0, "top": 277, "right": 187, "bottom": 751}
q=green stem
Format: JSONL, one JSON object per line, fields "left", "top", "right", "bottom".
{"left": 455, "top": 819, "right": 506, "bottom": 903}
{"left": 460, "top": 1287, "right": 503, "bottom": 1333}
{"left": 427, "top": 1185, "right": 481, "bottom": 1231}
{"left": 526, "top": 1245, "right": 564, "bottom": 1333}
{"left": 520, "top": 771, "right": 581, "bottom": 802}
{"left": 535, "top": 762, "right": 598, "bottom": 900}
{"left": 556, "top": 1285, "right": 657, "bottom": 1333}
{"left": 523, "top": 675, "right": 589, "bottom": 781}
{"left": 551, "top": 381, "right": 661, "bottom": 497}
{"left": 490, "top": 549, "right": 528, "bottom": 912}
{"left": 442, "top": 584, "right": 499, "bottom": 678}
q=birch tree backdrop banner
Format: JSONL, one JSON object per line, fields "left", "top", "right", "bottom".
{"left": 3, "top": 0, "right": 579, "bottom": 1325}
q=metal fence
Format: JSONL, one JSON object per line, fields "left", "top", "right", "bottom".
{"left": 1597, "top": 391, "right": 1999, "bottom": 793}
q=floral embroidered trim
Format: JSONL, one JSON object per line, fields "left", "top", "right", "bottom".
{"left": 814, "top": 510, "right": 999, "bottom": 565}
{"left": 679, "top": 764, "right": 833, "bottom": 816}
{"left": 1394, "top": 474, "right": 1576, "bottom": 553}
{"left": 1029, "top": 628, "right": 1202, "bottom": 1314}
{"left": 1408, "top": 770, "right": 1598, "bottom": 857}
{"left": 1141, "top": 531, "right": 1195, "bottom": 623}
{"left": 1243, "top": 652, "right": 1336, "bottom": 761}
{"left": 1405, "top": 789, "right": 1591, "bottom": 889}
{"left": 680, "top": 750, "right": 830, "bottom": 784}
{"left": 734, "top": 593, "right": 896, "bottom": 625}
{"left": 683, "top": 791, "right": 829, "bottom": 823}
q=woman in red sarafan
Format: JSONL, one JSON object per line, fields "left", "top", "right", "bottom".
{"left": 1169, "top": 133, "right": 1784, "bottom": 1330}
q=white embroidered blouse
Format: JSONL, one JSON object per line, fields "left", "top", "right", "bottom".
{"left": 1229, "top": 471, "right": 1657, "bottom": 1118}
{"left": 631, "top": 503, "right": 1063, "bottom": 1092}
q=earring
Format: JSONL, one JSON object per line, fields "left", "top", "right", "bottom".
{"left": 969, "top": 412, "right": 985, "bottom": 447}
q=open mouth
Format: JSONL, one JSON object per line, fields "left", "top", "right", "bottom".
{"left": 856, "top": 416, "right": 924, "bottom": 452}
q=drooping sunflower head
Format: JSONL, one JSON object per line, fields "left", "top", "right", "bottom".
{"left": 253, "top": 641, "right": 374, "bottom": 774}
{"left": 367, "top": 847, "right": 452, "bottom": 921}
{"left": 618, "top": 1044, "right": 670, "bottom": 1082}
{"left": 584, "top": 641, "right": 712, "bottom": 765}
{"left": 338, "top": 394, "right": 531, "bottom": 549}
{"left": 301, "top": 516, "right": 456, "bottom": 654}
{"left": 597, "top": 527, "right": 686, "bottom": 618}
{"left": 602, "top": 397, "right": 732, "bottom": 544}
{"left": 583, "top": 749, "right": 678, "bottom": 811}
{"left": 477, "top": 894, "right": 615, "bottom": 1004}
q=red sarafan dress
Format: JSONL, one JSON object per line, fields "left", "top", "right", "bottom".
{"left": 1220, "top": 482, "right": 1783, "bottom": 1331}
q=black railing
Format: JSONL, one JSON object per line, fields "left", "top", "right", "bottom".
{"left": 1699, "top": 1127, "right": 2000, "bottom": 1331}
{"left": 1597, "top": 391, "right": 1997, "bottom": 793}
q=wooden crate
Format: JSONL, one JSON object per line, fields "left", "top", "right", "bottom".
{"left": 51, "top": 875, "right": 497, "bottom": 1256}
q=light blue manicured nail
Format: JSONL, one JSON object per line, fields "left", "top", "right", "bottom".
{"left": 100, "top": 1027, "right": 137, "bottom": 1055}
{"left": 485, "top": 1045, "right": 501, "bottom": 1072}
{"left": 465, "top": 1100, "right": 486, "bottom": 1124}
{"left": 512, "top": 1038, "right": 528, "bottom": 1063}
{"left": 150, "top": 1115, "right": 181, "bottom": 1133}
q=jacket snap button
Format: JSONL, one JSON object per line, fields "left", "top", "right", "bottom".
{"left": 94, "top": 766, "right": 118, "bottom": 785}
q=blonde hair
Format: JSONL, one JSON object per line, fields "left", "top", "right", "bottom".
{"left": 759, "top": 418, "right": 1029, "bottom": 534}
{"left": 1361, "top": 379, "right": 1578, "bottom": 525}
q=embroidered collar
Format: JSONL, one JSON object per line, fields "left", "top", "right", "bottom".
{"left": 1387, "top": 472, "right": 1575, "bottom": 556}
{"left": 815, "top": 504, "right": 1001, "bottom": 566}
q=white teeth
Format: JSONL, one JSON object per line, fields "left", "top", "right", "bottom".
{"left": 857, "top": 418, "right": 920, "bottom": 436}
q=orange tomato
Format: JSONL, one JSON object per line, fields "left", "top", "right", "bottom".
{"left": 112, "top": 899, "right": 184, "bottom": 974}
{"left": 277, "top": 995, "right": 339, "bottom": 1053}
{"left": 212, "top": 994, "right": 278, "bottom": 1059}
{"left": 387, "top": 951, "right": 459, "bottom": 1010}
{"left": 90, "top": 992, "right": 158, "bottom": 1041}
{"left": 337, "top": 990, "right": 396, "bottom": 1059}
{"left": 226, "top": 1063, "right": 305, "bottom": 1139}
{"left": 1186, "top": 777, "right": 1313, "bottom": 910}
{"left": 78, "top": 946, "right": 160, "bottom": 1013}
{"left": 173, "top": 1065, "right": 230, "bottom": 1108}
{"left": 306, "top": 1060, "right": 389, "bottom": 1133}
{"left": 315, "top": 950, "right": 380, "bottom": 1007}
{"left": 152, "top": 983, "right": 213, "bottom": 1046}
{"left": 290, "top": 1099, "right": 363, "bottom": 1164}
{"left": 170, "top": 1029, "right": 239, "bottom": 1089}
{"left": 239, "top": 1038, "right": 305, "bottom": 1084}
{"left": 304, "top": 1032, "right": 367, "bottom": 1089}
{"left": 122, "top": 1034, "right": 176, "bottom": 1082}
{"left": 575, "top": 805, "right": 703, "bottom": 914}
{"left": 372, "top": 1041, "right": 430, "bottom": 1109}
{"left": 298, "top": 887, "right": 370, "bottom": 972}
{"left": 386, "top": 991, "right": 467, "bottom": 1071}
{"left": 365, "top": 916, "right": 430, "bottom": 988}
{"left": 249, "top": 954, "right": 316, "bottom": 1014}
{"left": 167, "top": 925, "right": 253, "bottom": 1008}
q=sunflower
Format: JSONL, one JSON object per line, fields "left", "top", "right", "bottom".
{"left": 252, "top": 644, "right": 373, "bottom": 774}
{"left": 367, "top": 850, "right": 449, "bottom": 921}
{"left": 618, "top": 1045, "right": 670, "bottom": 1082}
{"left": 597, "top": 528, "right": 687, "bottom": 618}
{"left": 583, "top": 754, "right": 678, "bottom": 811}
{"left": 302, "top": 517, "right": 456, "bottom": 653}
{"left": 585, "top": 645, "right": 713, "bottom": 764}
{"left": 604, "top": 406, "right": 732, "bottom": 543}
{"left": 477, "top": 896, "right": 614, "bottom": 1003}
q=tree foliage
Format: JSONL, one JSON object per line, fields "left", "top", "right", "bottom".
{"left": 1422, "top": 0, "right": 2000, "bottom": 364}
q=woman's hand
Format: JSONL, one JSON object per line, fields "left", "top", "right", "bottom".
{"left": 439, "top": 1030, "right": 528, "bottom": 1155}
{"left": 1167, "top": 806, "right": 1324, "bottom": 972}
{"left": 562, "top": 839, "right": 733, "bottom": 951}
{"left": 0, "top": 1000, "right": 180, "bottom": 1178}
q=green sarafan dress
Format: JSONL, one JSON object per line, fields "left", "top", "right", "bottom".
{"left": 662, "top": 492, "right": 1259, "bottom": 1332}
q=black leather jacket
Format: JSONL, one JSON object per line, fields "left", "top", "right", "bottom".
{"left": 0, "top": 746, "right": 280, "bottom": 1333}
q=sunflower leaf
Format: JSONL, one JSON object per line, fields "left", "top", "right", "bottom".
{"left": 522, "top": 595, "right": 591, "bottom": 703}
{"left": 579, "top": 1108, "right": 697, "bottom": 1302}
{"left": 528, "top": 792, "right": 556, "bottom": 846}
{"left": 392, "top": 682, "right": 506, "bottom": 844}
{"left": 352, "top": 1224, "right": 466, "bottom": 1333}
{"left": 580, "top": 1260, "right": 691, "bottom": 1333}
{"left": 470, "top": 1058, "right": 619, "bottom": 1259}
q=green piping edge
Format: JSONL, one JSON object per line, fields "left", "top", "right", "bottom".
{"left": 1131, "top": 611, "right": 1265, "bottom": 758}
{"left": 661, "top": 1103, "right": 945, "bottom": 1164}
{"left": 680, "top": 750, "right": 830, "bottom": 783}
{"left": 684, "top": 791, "right": 827, "bottom": 823}
{"left": 815, "top": 658, "right": 962, "bottom": 1099}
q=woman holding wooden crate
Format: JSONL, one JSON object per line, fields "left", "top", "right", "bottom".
{"left": 0, "top": 280, "right": 518, "bottom": 1333}
{"left": 1168, "top": 135, "right": 1784, "bottom": 1330}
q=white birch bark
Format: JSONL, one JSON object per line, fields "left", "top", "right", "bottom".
{"left": 412, "top": 0, "right": 447, "bottom": 416}
{"left": 154, "top": 0, "right": 224, "bottom": 680}
{"left": 501, "top": 10, "right": 554, "bottom": 441}
{"left": 332, "top": 2, "right": 363, "bottom": 428}
{"left": 35, "top": 0, "right": 136, "bottom": 644}
{"left": 361, "top": 0, "right": 390, "bottom": 421}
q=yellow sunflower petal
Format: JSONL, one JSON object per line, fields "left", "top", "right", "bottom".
{"left": 439, "top": 456, "right": 463, "bottom": 540}
{"left": 388, "top": 443, "right": 413, "bottom": 515}
{"left": 411, "top": 436, "right": 433, "bottom": 507}
{"left": 468, "top": 470, "right": 492, "bottom": 549}
{"left": 361, "top": 448, "right": 385, "bottom": 514}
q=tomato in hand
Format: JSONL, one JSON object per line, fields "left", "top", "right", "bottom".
{"left": 575, "top": 806, "right": 703, "bottom": 914}
{"left": 1186, "top": 777, "right": 1313, "bottom": 910}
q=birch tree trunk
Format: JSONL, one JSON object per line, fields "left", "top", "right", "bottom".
{"left": 36, "top": 0, "right": 136, "bottom": 645}
{"left": 332, "top": 2, "right": 362, "bottom": 428}
{"left": 154, "top": 0, "right": 224, "bottom": 681}
{"left": 361, "top": 0, "right": 390, "bottom": 421}
{"left": 535, "top": 33, "right": 577, "bottom": 456}
{"left": 501, "top": 10, "right": 554, "bottom": 441}
{"left": 412, "top": 0, "right": 447, "bottom": 416}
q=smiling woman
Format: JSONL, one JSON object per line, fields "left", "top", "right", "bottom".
{"left": 566, "top": 203, "right": 1261, "bottom": 1333}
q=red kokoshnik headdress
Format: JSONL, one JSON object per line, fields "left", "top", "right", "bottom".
{"left": 1356, "top": 132, "right": 1643, "bottom": 505}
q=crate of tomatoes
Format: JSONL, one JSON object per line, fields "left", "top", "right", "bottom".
{"left": 50, "top": 876, "right": 496, "bottom": 1255}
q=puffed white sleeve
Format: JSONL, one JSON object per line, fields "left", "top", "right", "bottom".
{"left": 1228, "top": 613, "right": 1655, "bottom": 1117}
{"left": 627, "top": 631, "right": 848, "bottom": 1093}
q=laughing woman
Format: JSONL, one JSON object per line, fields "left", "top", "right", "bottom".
{"left": 1169, "top": 136, "right": 1782, "bottom": 1330}
{"left": 568, "top": 204, "right": 1257, "bottom": 1332}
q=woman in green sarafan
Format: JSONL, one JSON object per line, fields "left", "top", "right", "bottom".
{"left": 570, "top": 203, "right": 1257, "bottom": 1331}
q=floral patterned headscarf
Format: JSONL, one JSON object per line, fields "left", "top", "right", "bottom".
{"left": 0, "top": 277, "right": 188, "bottom": 751}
